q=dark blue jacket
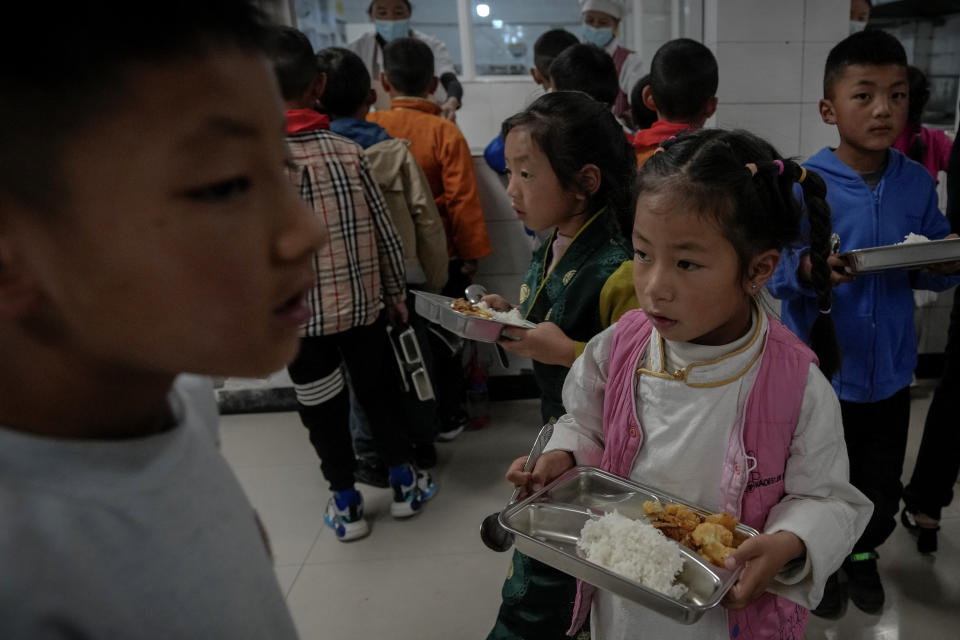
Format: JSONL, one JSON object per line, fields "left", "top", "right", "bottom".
{"left": 329, "top": 117, "right": 391, "bottom": 149}
{"left": 769, "top": 147, "right": 958, "bottom": 402}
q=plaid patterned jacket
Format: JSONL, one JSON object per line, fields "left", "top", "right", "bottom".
{"left": 285, "top": 127, "right": 406, "bottom": 336}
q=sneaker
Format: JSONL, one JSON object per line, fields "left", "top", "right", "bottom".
{"left": 323, "top": 493, "right": 370, "bottom": 542}
{"left": 845, "top": 551, "right": 884, "bottom": 614}
{"left": 436, "top": 410, "right": 468, "bottom": 442}
{"left": 811, "top": 570, "right": 847, "bottom": 619}
{"left": 902, "top": 508, "right": 939, "bottom": 554}
{"left": 354, "top": 457, "right": 389, "bottom": 488}
{"left": 412, "top": 442, "right": 437, "bottom": 469}
{"left": 390, "top": 464, "right": 437, "bottom": 518}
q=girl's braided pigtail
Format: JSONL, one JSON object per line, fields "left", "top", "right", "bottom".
{"left": 791, "top": 161, "right": 841, "bottom": 378}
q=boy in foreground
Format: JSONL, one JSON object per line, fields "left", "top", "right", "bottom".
{"left": 769, "top": 29, "right": 960, "bottom": 618}
{"left": 0, "top": 2, "right": 319, "bottom": 636}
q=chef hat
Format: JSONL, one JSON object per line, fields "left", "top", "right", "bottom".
{"left": 578, "top": 0, "right": 626, "bottom": 19}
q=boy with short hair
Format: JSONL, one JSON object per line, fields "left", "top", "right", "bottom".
{"left": 632, "top": 37, "right": 718, "bottom": 166}
{"left": 267, "top": 26, "right": 436, "bottom": 540}
{"left": 531, "top": 28, "right": 580, "bottom": 91}
{"left": 368, "top": 36, "right": 492, "bottom": 439}
{"left": 549, "top": 43, "right": 620, "bottom": 107}
{"left": 769, "top": 29, "right": 960, "bottom": 618}
{"left": 0, "top": 2, "right": 316, "bottom": 635}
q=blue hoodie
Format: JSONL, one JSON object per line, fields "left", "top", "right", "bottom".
{"left": 328, "top": 117, "right": 391, "bottom": 149}
{"left": 769, "top": 147, "right": 958, "bottom": 403}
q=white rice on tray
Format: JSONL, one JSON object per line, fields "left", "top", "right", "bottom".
{"left": 474, "top": 301, "right": 527, "bottom": 327}
{"left": 577, "top": 510, "right": 688, "bottom": 599}
{"left": 900, "top": 233, "right": 929, "bottom": 245}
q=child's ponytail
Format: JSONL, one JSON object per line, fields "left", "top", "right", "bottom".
{"left": 787, "top": 161, "right": 841, "bottom": 378}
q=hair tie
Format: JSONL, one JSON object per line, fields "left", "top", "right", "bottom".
{"left": 654, "top": 147, "right": 665, "bottom": 154}
{"left": 745, "top": 163, "right": 758, "bottom": 176}
{"left": 818, "top": 306, "right": 831, "bottom": 315}
{"left": 773, "top": 159, "right": 784, "bottom": 175}
{"left": 797, "top": 166, "right": 808, "bottom": 184}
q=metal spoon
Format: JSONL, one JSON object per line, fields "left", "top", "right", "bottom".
{"left": 464, "top": 284, "right": 510, "bottom": 368}
{"left": 480, "top": 422, "right": 555, "bottom": 552}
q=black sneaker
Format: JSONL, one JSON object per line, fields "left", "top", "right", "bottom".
{"left": 354, "top": 457, "right": 389, "bottom": 488}
{"left": 811, "top": 570, "right": 847, "bottom": 619}
{"left": 902, "top": 508, "right": 940, "bottom": 554}
{"left": 412, "top": 442, "right": 437, "bottom": 469}
{"left": 436, "top": 410, "right": 468, "bottom": 442}
{"left": 845, "top": 551, "right": 884, "bottom": 614}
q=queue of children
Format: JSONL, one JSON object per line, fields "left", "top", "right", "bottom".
{"left": 5, "top": 1, "right": 960, "bottom": 637}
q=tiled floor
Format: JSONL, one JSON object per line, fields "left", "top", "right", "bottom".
{"left": 220, "top": 387, "right": 960, "bottom": 640}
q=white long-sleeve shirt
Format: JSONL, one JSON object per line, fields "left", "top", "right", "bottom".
{"left": 545, "top": 312, "right": 872, "bottom": 640}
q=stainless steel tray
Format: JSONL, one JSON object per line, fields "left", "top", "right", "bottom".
{"left": 498, "top": 466, "right": 759, "bottom": 624}
{"left": 842, "top": 237, "right": 960, "bottom": 274}
{"left": 412, "top": 291, "right": 535, "bottom": 343}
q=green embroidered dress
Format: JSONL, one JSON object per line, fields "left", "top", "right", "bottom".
{"left": 488, "top": 210, "right": 634, "bottom": 640}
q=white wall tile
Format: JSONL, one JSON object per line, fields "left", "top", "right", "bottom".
{"left": 803, "top": 0, "right": 849, "bottom": 43}
{"left": 799, "top": 102, "right": 838, "bottom": 161}
{"left": 717, "top": 0, "right": 803, "bottom": 43}
{"left": 458, "top": 81, "right": 537, "bottom": 151}
{"left": 715, "top": 42, "right": 803, "bottom": 103}
{"left": 802, "top": 41, "right": 832, "bottom": 102}
{"left": 474, "top": 159, "right": 512, "bottom": 221}
{"left": 715, "top": 102, "right": 803, "bottom": 157}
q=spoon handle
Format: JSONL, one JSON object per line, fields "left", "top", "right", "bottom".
{"left": 508, "top": 423, "right": 555, "bottom": 504}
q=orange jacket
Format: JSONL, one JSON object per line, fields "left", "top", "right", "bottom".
{"left": 368, "top": 97, "right": 492, "bottom": 261}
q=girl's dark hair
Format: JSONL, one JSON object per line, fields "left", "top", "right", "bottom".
{"left": 906, "top": 65, "right": 931, "bottom": 163}
{"left": 501, "top": 91, "right": 637, "bottom": 241}
{"left": 638, "top": 129, "right": 840, "bottom": 377}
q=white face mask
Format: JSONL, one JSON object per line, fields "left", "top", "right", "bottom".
{"left": 849, "top": 20, "right": 868, "bottom": 34}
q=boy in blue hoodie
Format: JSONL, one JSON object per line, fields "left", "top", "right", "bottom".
{"left": 769, "top": 29, "right": 959, "bottom": 619}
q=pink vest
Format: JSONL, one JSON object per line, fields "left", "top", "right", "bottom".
{"left": 567, "top": 309, "right": 814, "bottom": 639}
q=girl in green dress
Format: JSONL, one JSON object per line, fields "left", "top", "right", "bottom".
{"left": 484, "top": 91, "right": 638, "bottom": 639}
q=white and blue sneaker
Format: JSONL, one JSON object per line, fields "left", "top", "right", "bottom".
{"left": 389, "top": 464, "right": 437, "bottom": 518}
{"left": 324, "top": 490, "right": 370, "bottom": 541}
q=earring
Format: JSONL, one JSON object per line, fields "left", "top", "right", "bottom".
{"left": 750, "top": 282, "right": 758, "bottom": 292}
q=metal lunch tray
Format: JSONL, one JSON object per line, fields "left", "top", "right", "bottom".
{"left": 412, "top": 291, "right": 535, "bottom": 343}
{"left": 498, "top": 466, "right": 759, "bottom": 624}
{"left": 842, "top": 237, "right": 960, "bottom": 274}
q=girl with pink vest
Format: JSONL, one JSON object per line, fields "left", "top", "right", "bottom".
{"left": 505, "top": 129, "right": 873, "bottom": 639}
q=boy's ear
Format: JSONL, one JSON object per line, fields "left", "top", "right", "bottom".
{"left": 576, "top": 164, "right": 602, "bottom": 198}
{"left": 819, "top": 98, "right": 837, "bottom": 125}
{"left": 641, "top": 84, "right": 657, "bottom": 113}
{"left": 309, "top": 72, "right": 327, "bottom": 107}
{"left": 366, "top": 88, "right": 377, "bottom": 109}
{"left": 428, "top": 75, "right": 439, "bottom": 95}
{"left": 744, "top": 249, "right": 781, "bottom": 293}
{"left": 379, "top": 71, "right": 394, "bottom": 95}
{"left": 702, "top": 96, "right": 718, "bottom": 120}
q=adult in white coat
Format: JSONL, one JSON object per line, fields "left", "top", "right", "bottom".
{"left": 348, "top": 0, "right": 463, "bottom": 121}
{"left": 579, "top": 0, "right": 644, "bottom": 122}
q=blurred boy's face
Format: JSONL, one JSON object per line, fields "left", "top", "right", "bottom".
{"left": 820, "top": 63, "right": 908, "bottom": 157}
{"left": 9, "top": 50, "right": 324, "bottom": 379}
